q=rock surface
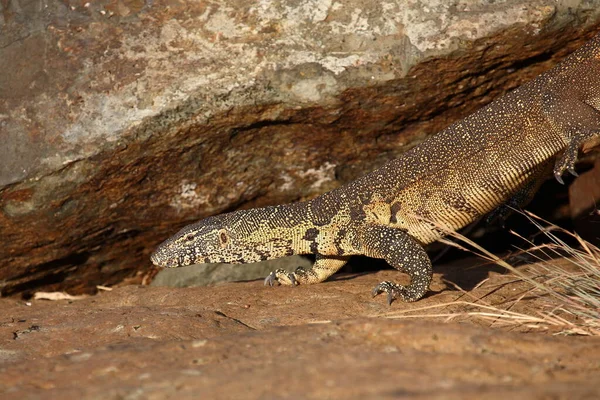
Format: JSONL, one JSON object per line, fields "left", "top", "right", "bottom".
{"left": 1, "top": 261, "right": 599, "bottom": 399}
{"left": 150, "top": 255, "right": 313, "bottom": 288}
{"left": 2, "top": 0, "right": 600, "bottom": 295}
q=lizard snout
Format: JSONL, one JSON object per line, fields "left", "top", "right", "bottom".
{"left": 150, "top": 247, "right": 163, "bottom": 266}
{"left": 150, "top": 245, "right": 174, "bottom": 267}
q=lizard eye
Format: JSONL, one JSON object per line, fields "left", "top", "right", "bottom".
{"left": 219, "top": 230, "right": 229, "bottom": 246}
{"left": 185, "top": 234, "right": 195, "bottom": 242}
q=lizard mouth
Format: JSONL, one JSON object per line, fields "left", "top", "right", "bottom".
{"left": 150, "top": 247, "right": 208, "bottom": 268}
{"left": 150, "top": 248, "right": 179, "bottom": 268}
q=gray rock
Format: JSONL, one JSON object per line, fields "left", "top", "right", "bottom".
{"left": 151, "top": 256, "right": 312, "bottom": 287}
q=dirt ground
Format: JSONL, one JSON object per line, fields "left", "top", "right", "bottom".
{"left": 1, "top": 258, "right": 599, "bottom": 399}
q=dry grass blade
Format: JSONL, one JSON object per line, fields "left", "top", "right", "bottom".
{"left": 379, "top": 301, "right": 554, "bottom": 331}
{"left": 402, "top": 211, "right": 600, "bottom": 336}
{"left": 429, "top": 216, "right": 557, "bottom": 298}
{"left": 517, "top": 211, "right": 600, "bottom": 325}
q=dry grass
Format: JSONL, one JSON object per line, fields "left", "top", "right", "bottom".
{"left": 380, "top": 211, "right": 600, "bottom": 336}
{"left": 510, "top": 211, "right": 600, "bottom": 335}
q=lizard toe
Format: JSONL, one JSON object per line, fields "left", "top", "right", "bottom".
{"left": 554, "top": 170, "right": 565, "bottom": 185}
{"left": 287, "top": 272, "right": 298, "bottom": 286}
{"left": 371, "top": 283, "right": 385, "bottom": 297}
{"left": 553, "top": 144, "right": 580, "bottom": 185}
{"left": 263, "top": 271, "right": 279, "bottom": 287}
{"left": 294, "top": 266, "right": 307, "bottom": 275}
{"left": 264, "top": 269, "right": 298, "bottom": 286}
{"left": 371, "top": 281, "right": 410, "bottom": 305}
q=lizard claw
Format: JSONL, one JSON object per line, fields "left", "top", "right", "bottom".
{"left": 264, "top": 271, "right": 279, "bottom": 287}
{"left": 263, "top": 269, "right": 298, "bottom": 286}
{"left": 553, "top": 167, "right": 578, "bottom": 185}
{"left": 568, "top": 167, "right": 579, "bottom": 177}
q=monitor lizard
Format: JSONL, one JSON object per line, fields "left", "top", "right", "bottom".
{"left": 151, "top": 33, "right": 600, "bottom": 304}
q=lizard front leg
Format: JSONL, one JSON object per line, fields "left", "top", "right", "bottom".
{"left": 264, "top": 254, "right": 350, "bottom": 286}
{"left": 360, "top": 224, "right": 433, "bottom": 304}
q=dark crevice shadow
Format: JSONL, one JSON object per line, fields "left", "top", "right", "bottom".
{"left": 2, "top": 252, "right": 91, "bottom": 298}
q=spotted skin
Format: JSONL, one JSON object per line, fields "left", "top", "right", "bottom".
{"left": 361, "top": 225, "right": 432, "bottom": 303}
{"left": 151, "top": 34, "right": 600, "bottom": 304}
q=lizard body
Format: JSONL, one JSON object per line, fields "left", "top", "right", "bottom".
{"left": 151, "top": 34, "right": 600, "bottom": 303}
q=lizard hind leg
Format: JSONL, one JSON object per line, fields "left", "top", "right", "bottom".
{"left": 553, "top": 128, "right": 599, "bottom": 184}
{"left": 543, "top": 96, "right": 600, "bottom": 184}
{"left": 360, "top": 224, "right": 433, "bottom": 304}
{"left": 264, "top": 254, "right": 349, "bottom": 286}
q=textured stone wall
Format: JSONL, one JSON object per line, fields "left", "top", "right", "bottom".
{"left": 1, "top": 0, "right": 600, "bottom": 295}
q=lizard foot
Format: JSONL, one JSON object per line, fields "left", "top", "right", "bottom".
{"left": 553, "top": 145, "right": 580, "bottom": 185}
{"left": 371, "top": 281, "right": 413, "bottom": 305}
{"left": 264, "top": 268, "right": 300, "bottom": 287}
{"left": 485, "top": 205, "right": 510, "bottom": 227}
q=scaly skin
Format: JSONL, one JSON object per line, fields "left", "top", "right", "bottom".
{"left": 151, "top": 34, "right": 600, "bottom": 304}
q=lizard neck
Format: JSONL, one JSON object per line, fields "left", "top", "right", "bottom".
{"left": 229, "top": 192, "right": 356, "bottom": 260}
{"left": 227, "top": 201, "right": 317, "bottom": 259}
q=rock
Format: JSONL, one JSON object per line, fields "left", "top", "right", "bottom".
{"left": 1, "top": 265, "right": 599, "bottom": 398}
{"left": 1, "top": 0, "right": 600, "bottom": 295}
{"left": 150, "top": 255, "right": 312, "bottom": 287}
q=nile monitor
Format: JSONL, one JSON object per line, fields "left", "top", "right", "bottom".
{"left": 151, "top": 33, "right": 600, "bottom": 304}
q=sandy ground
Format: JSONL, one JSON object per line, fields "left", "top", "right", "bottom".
{"left": 1, "top": 258, "right": 599, "bottom": 399}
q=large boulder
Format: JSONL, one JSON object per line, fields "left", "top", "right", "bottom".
{"left": 1, "top": 0, "right": 600, "bottom": 295}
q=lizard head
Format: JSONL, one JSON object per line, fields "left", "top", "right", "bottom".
{"left": 150, "top": 214, "right": 241, "bottom": 268}
{"left": 150, "top": 208, "right": 296, "bottom": 268}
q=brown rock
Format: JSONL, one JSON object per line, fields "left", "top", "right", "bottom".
{"left": 2, "top": 0, "right": 600, "bottom": 295}
{"left": 570, "top": 159, "right": 600, "bottom": 218}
